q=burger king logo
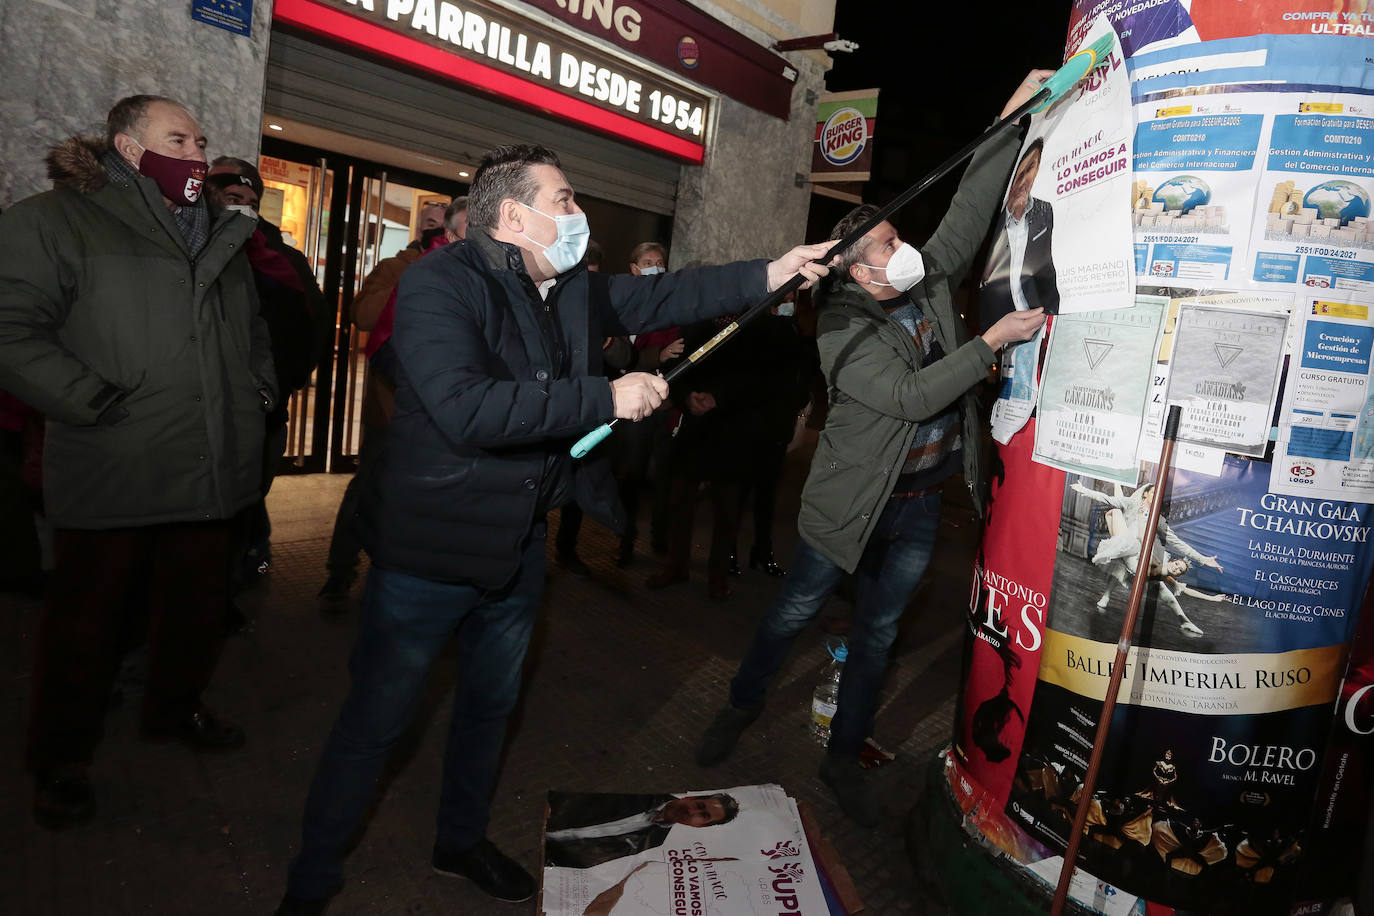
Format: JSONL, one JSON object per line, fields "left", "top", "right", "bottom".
{"left": 819, "top": 106, "right": 868, "bottom": 167}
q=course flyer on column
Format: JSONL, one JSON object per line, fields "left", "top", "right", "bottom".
{"left": 1033, "top": 298, "right": 1166, "bottom": 484}
{"left": 1163, "top": 302, "right": 1289, "bottom": 457}
{"left": 1132, "top": 97, "right": 1264, "bottom": 285}
{"left": 1249, "top": 96, "right": 1374, "bottom": 295}
{"left": 1271, "top": 295, "right": 1374, "bottom": 503}
{"left": 978, "top": 16, "right": 1134, "bottom": 323}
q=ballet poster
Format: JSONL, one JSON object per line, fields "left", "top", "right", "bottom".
{"left": 1005, "top": 456, "right": 1374, "bottom": 909}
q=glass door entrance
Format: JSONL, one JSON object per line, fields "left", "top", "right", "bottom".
{"left": 259, "top": 137, "right": 467, "bottom": 473}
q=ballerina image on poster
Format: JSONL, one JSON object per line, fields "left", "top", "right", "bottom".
{"left": 1069, "top": 481, "right": 1225, "bottom": 637}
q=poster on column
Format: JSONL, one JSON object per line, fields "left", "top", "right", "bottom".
{"left": 953, "top": 421, "right": 1065, "bottom": 808}
{"left": 990, "top": 329, "right": 1044, "bottom": 445}
{"left": 1033, "top": 297, "right": 1167, "bottom": 485}
{"left": 977, "top": 16, "right": 1134, "bottom": 327}
{"left": 1006, "top": 457, "right": 1374, "bottom": 910}
{"left": 1271, "top": 295, "right": 1374, "bottom": 503}
{"left": 1132, "top": 98, "right": 1265, "bottom": 284}
{"left": 1249, "top": 96, "right": 1374, "bottom": 295}
{"left": 1163, "top": 302, "right": 1290, "bottom": 457}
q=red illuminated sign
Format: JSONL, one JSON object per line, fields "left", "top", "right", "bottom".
{"left": 272, "top": 0, "right": 708, "bottom": 163}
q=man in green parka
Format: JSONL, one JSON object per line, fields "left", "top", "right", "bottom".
{"left": 0, "top": 95, "right": 276, "bottom": 830}
{"left": 695, "top": 72, "right": 1052, "bottom": 826}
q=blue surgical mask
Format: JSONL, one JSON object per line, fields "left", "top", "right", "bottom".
{"left": 521, "top": 202, "right": 591, "bottom": 274}
{"left": 638, "top": 265, "right": 664, "bottom": 276}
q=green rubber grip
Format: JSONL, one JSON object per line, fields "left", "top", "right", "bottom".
{"left": 571, "top": 423, "right": 614, "bottom": 458}
{"left": 1030, "top": 32, "right": 1115, "bottom": 113}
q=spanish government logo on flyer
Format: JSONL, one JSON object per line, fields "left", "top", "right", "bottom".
{"left": 820, "top": 106, "right": 868, "bottom": 167}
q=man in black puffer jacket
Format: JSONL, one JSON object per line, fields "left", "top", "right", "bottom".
{"left": 278, "top": 144, "right": 831, "bottom": 914}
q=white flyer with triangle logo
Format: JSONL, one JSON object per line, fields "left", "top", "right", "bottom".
{"left": 1163, "top": 303, "right": 1290, "bottom": 457}
{"left": 1032, "top": 298, "right": 1167, "bottom": 485}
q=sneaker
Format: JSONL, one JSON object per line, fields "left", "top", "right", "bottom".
{"left": 819, "top": 753, "right": 881, "bottom": 827}
{"left": 695, "top": 703, "right": 762, "bottom": 767}
{"left": 433, "top": 838, "right": 536, "bottom": 903}
{"left": 33, "top": 765, "right": 96, "bottom": 830}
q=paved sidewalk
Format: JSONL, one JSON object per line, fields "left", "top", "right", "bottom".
{"left": 2, "top": 449, "right": 976, "bottom": 914}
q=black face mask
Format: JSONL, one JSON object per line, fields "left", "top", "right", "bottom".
{"left": 420, "top": 226, "right": 447, "bottom": 247}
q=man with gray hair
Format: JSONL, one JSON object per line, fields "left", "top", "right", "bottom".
{"left": 277, "top": 144, "right": 832, "bottom": 913}
{"left": 0, "top": 94, "right": 276, "bottom": 829}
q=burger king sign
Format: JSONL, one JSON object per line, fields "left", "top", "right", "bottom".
{"left": 820, "top": 106, "right": 868, "bottom": 166}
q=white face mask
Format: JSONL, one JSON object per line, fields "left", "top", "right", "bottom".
{"left": 225, "top": 204, "right": 258, "bottom": 221}
{"left": 776, "top": 302, "right": 795, "bottom": 317}
{"left": 637, "top": 265, "right": 664, "bottom": 276}
{"left": 520, "top": 202, "right": 591, "bottom": 274}
{"left": 858, "top": 242, "right": 926, "bottom": 292}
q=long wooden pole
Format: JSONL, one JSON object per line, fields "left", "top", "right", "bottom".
{"left": 1049, "top": 404, "right": 1184, "bottom": 916}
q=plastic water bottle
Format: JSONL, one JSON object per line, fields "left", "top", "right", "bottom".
{"left": 810, "top": 642, "right": 848, "bottom": 744}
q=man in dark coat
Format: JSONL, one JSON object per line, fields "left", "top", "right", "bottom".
{"left": 979, "top": 135, "right": 1059, "bottom": 328}
{"left": 277, "top": 144, "right": 831, "bottom": 913}
{"left": 0, "top": 95, "right": 277, "bottom": 830}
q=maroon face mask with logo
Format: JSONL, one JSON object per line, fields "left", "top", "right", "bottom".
{"left": 131, "top": 140, "right": 206, "bottom": 206}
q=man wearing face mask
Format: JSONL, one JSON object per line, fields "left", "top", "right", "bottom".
{"left": 204, "top": 168, "right": 327, "bottom": 591}
{"left": 694, "top": 73, "right": 1053, "bottom": 828}
{"left": 0, "top": 95, "right": 276, "bottom": 829}
{"left": 277, "top": 144, "right": 831, "bottom": 914}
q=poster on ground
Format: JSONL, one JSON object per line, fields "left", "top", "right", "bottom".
{"left": 1033, "top": 298, "right": 1167, "bottom": 484}
{"left": 1006, "top": 457, "right": 1374, "bottom": 910}
{"left": 978, "top": 16, "right": 1134, "bottom": 325}
{"left": 541, "top": 784, "right": 829, "bottom": 916}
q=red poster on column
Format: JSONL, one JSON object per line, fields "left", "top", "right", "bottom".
{"left": 954, "top": 419, "right": 1066, "bottom": 805}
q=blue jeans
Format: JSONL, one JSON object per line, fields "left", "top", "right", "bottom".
{"left": 729, "top": 492, "right": 942, "bottom": 756}
{"left": 286, "top": 523, "right": 547, "bottom": 900}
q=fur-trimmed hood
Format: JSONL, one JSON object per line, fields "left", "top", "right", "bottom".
{"left": 45, "top": 136, "right": 113, "bottom": 194}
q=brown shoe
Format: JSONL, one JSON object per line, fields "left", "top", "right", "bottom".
{"left": 646, "top": 567, "right": 688, "bottom": 589}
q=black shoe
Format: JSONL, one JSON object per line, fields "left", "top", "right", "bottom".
{"left": 750, "top": 546, "right": 786, "bottom": 577}
{"left": 317, "top": 573, "right": 353, "bottom": 606}
{"left": 433, "top": 838, "right": 536, "bottom": 903}
{"left": 274, "top": 893, "right": 332, "bottom": 916}
{"left": 695, "top": 703, "right": 762, "bottom": 767}
{"left": 33, "top": 766, "right": 96, "bottom": 830}
{"left": 819, "top": 753, "right": 881, "bottom": 827}
{"left": 142, "top": 708, "right": 245, "bottom": 752}
{"left": 557, "top": 551, "right": 592, "bottom": 579}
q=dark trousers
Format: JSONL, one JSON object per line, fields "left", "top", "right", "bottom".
{"left": 287, "top": 523, "right": 547, "bottom": 899}
{"left": 0, "top": 429, "right": 41, "bottom": 582}
{"left": 740, "top": 440, "right": 788, "bottom": 555}
{"left": 326, "top": 427, "right": 384, "bottom": 580}
{"left": 555, "top": 502, "right": 583, "bottom": 557}
{"left": 27, "top": 521, "right": 234, "bottom": 774}
{"left": 661, "top": 474, "right": 742, "bottom": 579}
{"left": 729, "top": 492, "right": 942, "bottom": 755}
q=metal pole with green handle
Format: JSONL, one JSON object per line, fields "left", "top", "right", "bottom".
{"left": 570, "top": 33, "right": 1114, "bottom": 460}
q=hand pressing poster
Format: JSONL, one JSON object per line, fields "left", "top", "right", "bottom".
{"left": 1033, "top": 298, "right": 1168, "bottom": 484}
{"left": 978, "top": 16, "right": 1134, "bottom": 326}
{"left": 1163, "top": 302, "right": 1289, "bottom": 457}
